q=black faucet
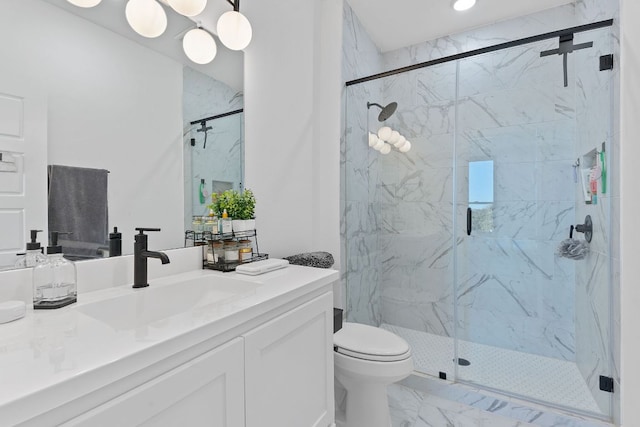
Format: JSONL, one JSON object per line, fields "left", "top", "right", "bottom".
{"left": 133, "top": 228, "right": 170, "bottom": 288}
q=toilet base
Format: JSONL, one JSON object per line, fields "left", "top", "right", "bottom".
{"left": 343, "top": 379, "right": 393, "bottom": 427}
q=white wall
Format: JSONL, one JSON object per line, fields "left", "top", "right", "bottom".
{"left": 243, "top": 0, "right": 343, "bottom": 282}
{"left": 620, "top": 0, "right": 640, "bottom": 424}
{"left": 0, "top": 0, "right": 184, "bottom": 255}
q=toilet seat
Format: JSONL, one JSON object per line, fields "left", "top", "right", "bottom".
{"left": 334, "top": 322, "right": 411, "bottom": 362}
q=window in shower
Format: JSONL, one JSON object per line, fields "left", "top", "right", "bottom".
{"left": 468, "top": 160, "right": 494, "bottom": 233}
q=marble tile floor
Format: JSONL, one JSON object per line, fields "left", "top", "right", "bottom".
{"left": 381, "top": 324, "right": 610, "bottom": 427}
{"left": 382, "top": 324, "right": 607, "bottom": 418}
{"left": 388, "top": 380, "right": 612, "bottom": 427}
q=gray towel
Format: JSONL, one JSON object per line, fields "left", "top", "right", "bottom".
{"left": 48, "top": 165, "right": 109, "bottom": 257}
{"left": 283, "top": 252, "right": 335, "bottom": 268}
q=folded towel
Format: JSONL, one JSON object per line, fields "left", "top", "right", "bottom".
{"left": 48, "top": 165, "right": 109, "bottom": 257}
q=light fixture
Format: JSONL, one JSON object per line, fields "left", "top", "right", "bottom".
{"left": 126, "top": 0, "right": 168, "bottom": 38}
{"left": 452, "top": 0, "right": 476, "bottom": 11}
{"left": 183, "top": 27, "right": 217, "bottom": 64}
{"left": 168, "top": 0, "right": 207, "bottom": 17}
{"left": 67, "top": 0, "right": 250, "bottom": 66}
{"left": 217, "top": 0, "right": 253, "bottom": 51}
{"left": 373, "top": 139, "right": 385, "bottom": 151}
{"left": 66, "top": 0, "right": 102, "bottom": 7}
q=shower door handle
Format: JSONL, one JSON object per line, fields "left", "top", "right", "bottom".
{"left": 467, "top": 208, "right": 472, "bottom": 236}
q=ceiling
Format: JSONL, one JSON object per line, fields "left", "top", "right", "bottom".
{"left": 346, "top": 0, "right": 575, "bottom": 53}
{"left": 40, "top": 0, "right": 244, "bottom": 91}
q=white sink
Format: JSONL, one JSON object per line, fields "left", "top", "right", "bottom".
{"left": 77, "top": 275, "right": 259, "bottom": 331}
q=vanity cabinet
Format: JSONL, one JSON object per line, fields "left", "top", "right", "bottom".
{"left": 46, "top": 291, "right": 334, "bottom": 427}
{"left": 245, "top": 292, "right": 334, "bottom": 427}
{"left": 63, "top": 338, "right": 245, "bottom": 427}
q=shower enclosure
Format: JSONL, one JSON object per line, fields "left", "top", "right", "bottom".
{"left": 344, "top": 22, "right": 615, "bottom": 419}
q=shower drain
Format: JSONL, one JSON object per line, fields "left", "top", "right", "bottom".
{"left": 455, "top": 358, "right": 471, "bottom": 366}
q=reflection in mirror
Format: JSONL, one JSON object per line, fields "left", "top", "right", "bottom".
{"left": 182, "top": 67, "right": 244, "bottom": 233}
{"left": 0, "top": 0, "right": 243, "bottom": 270}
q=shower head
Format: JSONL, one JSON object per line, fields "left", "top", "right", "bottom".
{"left": 197, "top": 121, "right": 212, "bottom": 133}
{"left": 196, "top": 121, "right": 213, "bottom": 149}
{"left": 367, "top": 101, "right": 398, "bottom": 122}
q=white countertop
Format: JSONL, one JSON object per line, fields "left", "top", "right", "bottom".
{"left": 0, "top": 265, "right": 338, "bottom": 425}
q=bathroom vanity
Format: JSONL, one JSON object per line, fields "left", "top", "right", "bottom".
{"left": 0, "top": 265, "right": 338, "bottom": 427}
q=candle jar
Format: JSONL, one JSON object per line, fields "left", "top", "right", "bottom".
{"left": 238, "top": 240, "right": 253, "bottom": 262}
{"left": 224, "top": 241, "right": 239, "bottom": 263}
{"left": 208, "top": 241, "right": 224, "bottom": 264}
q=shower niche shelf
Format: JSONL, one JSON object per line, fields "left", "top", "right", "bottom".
{"left": 577, "top": 142, "right": 606, "bottom": 205}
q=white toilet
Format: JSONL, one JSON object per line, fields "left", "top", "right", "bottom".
{"left": 334, "top": 322, "right": 414, "bottom": 427}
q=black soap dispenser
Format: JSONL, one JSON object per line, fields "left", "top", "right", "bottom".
{"left": 109, "top": 227, "right": 122, "bottom": 257}
{"left": 15, "top": 229, "right": 47, "bottom": 268}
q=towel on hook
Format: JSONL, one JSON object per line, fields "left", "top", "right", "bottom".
{"left": 48, "top": 165, "right": 109, "bottom": 258}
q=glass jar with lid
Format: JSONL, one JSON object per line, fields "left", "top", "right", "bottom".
{"left": 238, "top": 239, "right": 253, "bottom": 262}
{"left": 192, "top": 216, "right": 203, "bottom": 232}
{"left": 205, "top": 216, "right": 218, "bottom": 233}
{"left": 223, "top": 241, "right": 239, "bottom": 263}
{"left": 207, "top": 241, "right": 224, "bottom": 264}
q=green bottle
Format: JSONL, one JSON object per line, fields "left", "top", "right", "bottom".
{"left": 199, "top": 179, "right": 206, "bottom": 204}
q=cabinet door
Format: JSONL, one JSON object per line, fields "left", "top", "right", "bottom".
{"left": 63, "top": 338, "right": 244, "bottom": 427}
{"left": 244, "top": 292, "right": 334, "bottom": 427}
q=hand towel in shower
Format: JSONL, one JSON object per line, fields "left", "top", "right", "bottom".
{"left": 48, "top": 165, "right": 109, "bottom": 258}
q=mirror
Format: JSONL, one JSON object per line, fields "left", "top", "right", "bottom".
{"left": 182, "top": 66, "right": 244, "bottom": 231}
{"left": 0, "top": 0, "right": 244, "bottom": 269}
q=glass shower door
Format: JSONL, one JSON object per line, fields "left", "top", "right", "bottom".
{"left": 453, "top": 27, "right": 614, "bottom": 418}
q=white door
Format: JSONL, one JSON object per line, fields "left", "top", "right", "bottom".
{"left": 0, "top": 85, "right": 47, "bottom": 269}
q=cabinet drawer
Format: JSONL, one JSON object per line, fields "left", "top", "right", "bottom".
{"left": 63, "top": 338, "right": 245, "bottom": 427}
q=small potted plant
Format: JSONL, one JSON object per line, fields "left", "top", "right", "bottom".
{"left": 231, "top": 189, "right": 256, "bottom": 232}
{"left": 210, "top": 189, "right": 256, "bottom": 232}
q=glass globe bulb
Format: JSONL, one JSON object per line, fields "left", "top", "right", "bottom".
{"left": 66, "top": 0, "right": 102, "bottom": 7}
{"left": 168, "top": 0, "right": 207, "bottom": 16}
{"left": 394, "top": 136, "right": 407, "bottom": 148}
{"left": 368, "top": 133, "right": 379, "bottom": 147}
{"left": 373, "top": 139, "right": 385, "bottom": 151}
{"left": 387, "top": 130, "right": 400, "bottom": 144}
{"left": 380, "top": 143, "right": 392, "bottom": 155}
{"left": 183, "top": 28, "right": 217, "bottom": 64}
{"left": 377, "top": 126, "right": 392, "bottom": 141}
{"left": 217, "top": 10, "right": 253, "bottom": 51}
{"left": 126, "top": 0, "right": 167, "bottom": 39}
{"left": 399, "top": 141, "right": 412, "bottom": 153}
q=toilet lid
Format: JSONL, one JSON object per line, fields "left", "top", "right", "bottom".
{"left": 334, "top": 323, "right": 411, "bottom": 362}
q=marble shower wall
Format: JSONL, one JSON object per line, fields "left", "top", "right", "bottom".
{"left": 182, "top": 67, "right": 244, "bottom": 231}
{"left": 342, "top": 2, "right": 384, "bottom": 326}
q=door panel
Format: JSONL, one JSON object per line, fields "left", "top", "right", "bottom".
{"left": 0, "top": 86, "right": 47, "bottom": 269}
